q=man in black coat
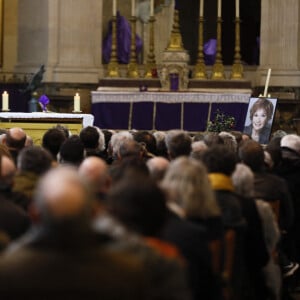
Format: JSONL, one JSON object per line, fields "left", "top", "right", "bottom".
{"left": 160, "top": 209, "right": 222, "bottom": 300}
{"left": 0, "top": 155, "right": 30, "bottom": 241}
{"left": 276, "top": 134, "right": 300, "bottom": 263}
{"left": 239, "top": 139, "right": 294, "bottom": 233}
{"left": 239, "top": 139, "right": 297, "bottom": 280}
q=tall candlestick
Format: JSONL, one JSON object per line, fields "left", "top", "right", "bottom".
{"left": 235, "top": 0, "right": 239, "bottom": 18}
{"left": 74, "top": 93, "right": 81, "bottom": 112}
{"left": 112, "top": 0, "right": 117, "bottom": 16}
{"left": 150, "top": 0, "right": 154, "bottom": 16}
{"left": 131, "top": 0, "right": 135, "bottom": 16}
{"left": 217, "top": 0, "right": 221, "bottom": 18}
{"left": 2, "top": 91, "right": 9, "bottom": 111}
{"left": 200, "top": 0, "right": 204, "bottom": 17}
{"left": 263, "top": 68, "right": 271, "bottom": 97}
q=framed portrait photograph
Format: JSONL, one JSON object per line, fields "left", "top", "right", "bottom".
{"left": 243, "top": 97, "right": 278, "bottom": 145}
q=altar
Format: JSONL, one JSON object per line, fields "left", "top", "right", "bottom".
{"left": 0, "top": 112, "right": 94, "bottom": 144}
{"left": 91, "top": 90, "right": 251, "bottom": 132}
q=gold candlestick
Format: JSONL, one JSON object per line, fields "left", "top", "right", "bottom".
{"left": 230, "top": 17, "right": 244, "bottom": 79}
{"left": 193, "top": 16, "right": 207, "bottom": 79}
{"left": 127, "top": 16, "right": 139, "bottom": 78}
{"left": 107, "top": 16, "right": 120, "bottom": 77}
{"left": 212, "top": 17, "right": 225, "bottom": 80}
{"left": 166, "top": 9, "right": 184, "bottom": 51}
{"left": 145, "top": 16, "right": 157, "bottom": 78}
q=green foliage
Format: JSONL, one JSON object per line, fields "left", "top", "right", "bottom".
{"left": 206, "top": 109, "right": 235, "bottom": 132}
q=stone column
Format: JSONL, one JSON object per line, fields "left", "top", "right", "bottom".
{"left": 259, "top": 0, "right": 300, "bottom": 86}
{"left": 15, "top": 0, "right": 104, "bottom": 83}
{"left": 3, "top": 0, "right": 18, "bottom": 72}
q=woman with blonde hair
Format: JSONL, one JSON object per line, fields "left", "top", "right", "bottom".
{"left": 161, "top": 156, "right": 223, "bottom": 300}
{"left": 161, "top": 156, "right": 223, "bottom": 240}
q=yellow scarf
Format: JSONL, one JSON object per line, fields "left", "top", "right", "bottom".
{"left": 208, "top": 173, "right": 234, "bottom": 192}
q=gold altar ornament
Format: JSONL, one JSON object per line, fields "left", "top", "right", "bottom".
{"left": 127, "top": 16, "right": 139, "bottom": 78}
{"left": 230, "top": 17, "right": 244, "bottom": 79}
{"left": 166, "top": 9, "right": 185, "bottom": 51}
{"left": 144, "top": 16, "right": 157, "bottom": 78}
{"left": 193, "top": 16, "right": 207, "bottom": 79}
{"left": 107, "top": 16, "right": 120, "bottom": 78}
{"left": 212, "top": 16, "right": 225, "bottom": 80}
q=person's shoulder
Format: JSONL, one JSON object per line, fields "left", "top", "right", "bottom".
{"left": 165, "top": 210, "right": 207, "bottom": 235}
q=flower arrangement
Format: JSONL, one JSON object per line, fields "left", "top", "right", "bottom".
{"left": 206, "top": 109, "right": 235, "bottom": 132}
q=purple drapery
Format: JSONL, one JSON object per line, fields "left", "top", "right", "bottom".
{"left": 102, "top": 12, "right": 143, "bottom": 64}
{"left": 92, "top": 102, "right": 248, "bottom": 131}
{"left": 170, "top": 73, "right": 179, "bottom": 91}
{"left": 38, "top": 94, "right": 50, "bottom": 112}
{"left": 204, "top": 39, "right": 217, "bottom": 65}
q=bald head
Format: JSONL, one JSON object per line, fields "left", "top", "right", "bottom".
{"left": 3, "top": 128, "right": 26, "bottom": 165}
{"left": 146, "top": 156, "right": 169, "bottom": 182}
{"left": 34, "top": 166, "right": 91, "bottom": 222}
{"left": 4, "top": 128, "right": 26, "bottom": 150}
{"left": 79, "top": 157, "right": 111, "bottom": 195}
{"left": 9, "top": 127, "right": 26, "bottom": 139}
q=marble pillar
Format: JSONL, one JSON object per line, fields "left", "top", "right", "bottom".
{"left": 15, "top": 0, "right": 104, "bottom": 83}
{"left": 259, "top": 0, "right": 300, "bottom": 86}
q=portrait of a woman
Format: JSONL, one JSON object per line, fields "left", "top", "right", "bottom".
{"left": 243, "top": 98, "right": 276, "bottom": 145}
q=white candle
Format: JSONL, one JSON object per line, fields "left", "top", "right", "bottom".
{"left": 150, "top": 0, "right": 154, "bottom": 16}
{"left": 263, "top": 68, "right": 271, "bottom": 97}
{"left": 235, "top": 0, "right": 239, "bottom": 18}
{"left": 217, "top": 0, "right": 221, "bottom": 18}
{"left": 74, "top": 93, "right": 81, "bottom": 112}
{"left": 131, "top": 0, "right": 135, "bottom": 16}
{"left": 200, "top": 0, "right": 204, "bottom": 17}
{"left": 112, "top": 0, "right": 117, "bottom": 16}
{"left": 2, "top": 91, "right": 8, "bottom": 111}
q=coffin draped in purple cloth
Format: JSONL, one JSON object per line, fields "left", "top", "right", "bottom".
{"left": 103, "top": 12, "right": 143, "bottom": 64}
{"left": 204, "top": 38, "right": 217, "bottom": 65}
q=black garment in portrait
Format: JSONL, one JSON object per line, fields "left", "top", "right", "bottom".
{"left": 243, "top": 124, "right": 272, "bottom": 145}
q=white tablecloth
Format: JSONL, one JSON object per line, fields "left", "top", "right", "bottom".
{"left": 0, "top": 112, "right": 94, "bottom": 128}
{"left": 92, "top": 91, "right": 251, "bottom": 104}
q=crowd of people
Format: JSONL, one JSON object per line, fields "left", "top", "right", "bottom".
{"left": 0, "top": 124, "right": 299, "bottom": 300}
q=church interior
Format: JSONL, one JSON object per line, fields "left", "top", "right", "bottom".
{"left": 1, "top": 0, "right": 300, "bottom": 134}
{"left": 2, "top": 2, "right": 300, "bottom": 299}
